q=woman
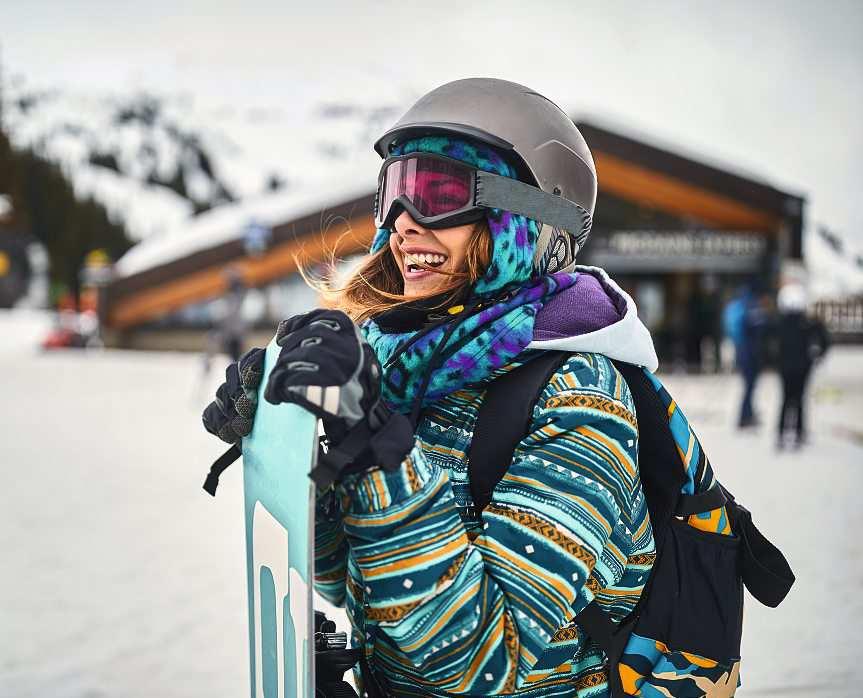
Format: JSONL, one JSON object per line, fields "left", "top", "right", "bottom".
{"left": 204, "top": 78, "right": 659, "bottom": 696}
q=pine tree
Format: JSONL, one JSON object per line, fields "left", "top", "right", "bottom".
{"left": 0, "top": 116, "right": 131, "bottom": 304}
{"left": 11, "top": 146, "right": 132, "bottom": 305}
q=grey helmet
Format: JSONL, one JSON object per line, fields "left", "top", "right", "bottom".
{"left": 374, "top": 78, "right": 597, "bottom": 272}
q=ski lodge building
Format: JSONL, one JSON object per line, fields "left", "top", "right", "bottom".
{"left": 102, "top": 122, "right": 805, "bottom": 364}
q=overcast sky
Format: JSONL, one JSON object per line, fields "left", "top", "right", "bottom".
{"left": 3, "top": 0, "right": 862, "bottom": 244}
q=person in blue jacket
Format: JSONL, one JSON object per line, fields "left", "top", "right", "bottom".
{"left": 723, "top": 282, "right": 769, "bottom": 428}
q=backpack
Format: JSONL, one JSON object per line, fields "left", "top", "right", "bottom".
{"left": 468, "top": 352, "right": 794, "bottom": 697}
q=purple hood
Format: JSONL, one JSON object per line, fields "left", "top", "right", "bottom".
{"left": 529, "top": 266, "right": 658, "bottom": 371}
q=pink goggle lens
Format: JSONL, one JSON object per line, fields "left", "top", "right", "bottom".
{"left": 381, "top": 156, "right": 473, "bottom": 221}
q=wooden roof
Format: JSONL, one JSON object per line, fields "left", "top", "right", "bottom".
{"left": 104, "top": 194, "right": 376, "bottom": 329}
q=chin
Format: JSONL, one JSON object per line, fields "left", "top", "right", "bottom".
{"left": 404, "top": 279, "right": 446, "bottom": 298}
{"left": 404, "top": 284, "right": 435, "bottom": 298}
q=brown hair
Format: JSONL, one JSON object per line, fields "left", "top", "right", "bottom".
{"left": 300, "top": 220, "right": 493, "bottom": 323}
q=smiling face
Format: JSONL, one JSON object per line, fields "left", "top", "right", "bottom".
{"left": 388, "top": 210, "right": 477, "bottom": 298}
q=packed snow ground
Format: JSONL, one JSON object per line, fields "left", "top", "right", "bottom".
{"left": 1, "top": 319, "right": 861, "bottom": 697}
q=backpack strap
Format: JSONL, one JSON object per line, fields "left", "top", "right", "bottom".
{"left": 607, "top": 360, "right": 688, "bottom": 547}
{"left": 203, "top": 443, "right": 242, "bottom": 496}
{"left": 721, "top": 487, "right": 795, "bottom": 607}
{"left": 468, "top": 351, "right": 570, "bottom": 513}
{"left": 675, "top": 486, "right": 728, "bottom": 517}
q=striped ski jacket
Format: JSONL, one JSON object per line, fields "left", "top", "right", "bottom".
{"left": 316, "top": 268, "right": 661, "bottom": 696}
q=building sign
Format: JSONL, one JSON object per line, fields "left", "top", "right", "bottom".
{"left": 586, "top": 230, "right": 768, "bottom": 273}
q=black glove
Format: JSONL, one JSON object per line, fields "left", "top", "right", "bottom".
{"left": 264, "top": 309, "right": 414, "bottom": 486}
{"left": 202, "top": 347, "right": 266, "bottom": 444}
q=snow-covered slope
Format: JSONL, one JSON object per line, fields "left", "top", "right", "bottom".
{"left": 3, "top": 77, "right": 401, "bottom": 244}
{"left": 805, "top": 226, "right": 863, "bottom": 300}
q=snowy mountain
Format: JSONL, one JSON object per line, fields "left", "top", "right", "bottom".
{"left": 2, "top": 77, "right": 400, "bottom": 243}
{"left": 805, "top": 226, "right": 863, "bottom": 300}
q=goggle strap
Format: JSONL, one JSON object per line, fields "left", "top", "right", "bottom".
{"left": 475, "top": 171, "right": 592, "bottom": 238}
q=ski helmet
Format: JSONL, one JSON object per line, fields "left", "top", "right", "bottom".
{"left": 374, "top": 78, "right": 597, "bottom": 272}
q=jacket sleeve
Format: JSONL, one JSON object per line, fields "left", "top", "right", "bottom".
{"left": 339, "top": 354, "right": 639, "bottom": 693}
{"left": 314, "top": 488, "right": 350, "bottom": 607}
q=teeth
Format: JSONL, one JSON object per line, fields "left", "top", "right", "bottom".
{"left": 405, "top": 253, "right": 447, "bottom": 267}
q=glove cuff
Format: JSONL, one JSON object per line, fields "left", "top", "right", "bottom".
{"left": 310, "top": 406, "right": 414, "bottom": 488}
{"left": 368, "top": 411, "right": 414, "bottom": 470}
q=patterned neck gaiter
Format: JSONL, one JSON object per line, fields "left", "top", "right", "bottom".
{"left": 361, "top": 136, "right": 578, "bottom": 414}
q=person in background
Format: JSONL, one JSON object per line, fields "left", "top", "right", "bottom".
{"left": 701, "top": 274, "right": 723, "bottom": 373}
{"left": 686, "top": 275, "right": 721, "bottom": 373}
{"left": 723, "top": 282, "right": 769, "bottom": 428}
{"left": 218, "top": 266, "right": 248, "bottom": 362}
{"left": 774, "top": 283, "right": 830, "bottom": 448}
{"left": 192, "top": 268, "right": 249, "bottom": 406}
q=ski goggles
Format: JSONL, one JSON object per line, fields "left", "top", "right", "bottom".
{"left": 375, "top": 153, "right": 483, "bottom": 230}
{"left": 374, "top": 152, "right": 592, "bottom": 236}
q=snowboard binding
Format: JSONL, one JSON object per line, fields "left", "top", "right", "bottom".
{"left": 315, "top": 611, "right": 360, "bottom": 698}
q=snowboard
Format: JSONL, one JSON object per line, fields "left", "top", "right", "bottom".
{"left": 241, "top": 334, "right": 317, "bottom": 698}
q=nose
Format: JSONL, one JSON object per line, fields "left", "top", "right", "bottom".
{"left": 393, "top": 210, "right": 426, "bottom": 239}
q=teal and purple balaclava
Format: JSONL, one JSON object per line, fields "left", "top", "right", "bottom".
{"left": 362, "top": 136, "right": 578, "bottom": 415}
